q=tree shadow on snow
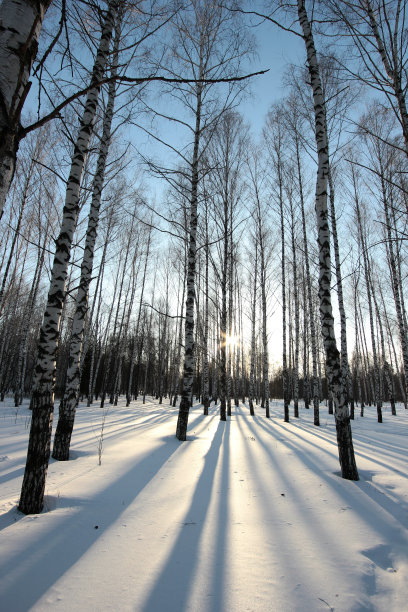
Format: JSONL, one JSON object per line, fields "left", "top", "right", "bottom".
{"left": 245, "top": 407, "right": 408, "bottom": 603}
{"left": 141, "top": 419, "right": 230, "bottom": 612}
{"left": 0, "top": 436, "right": 183, "bottom": 610}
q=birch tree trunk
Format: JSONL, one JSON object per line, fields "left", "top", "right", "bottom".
{"left": 358, "top": 298, "right": 374, "bottom": 409}
{"left": 172, "top": 257, "right": 186, "bottom": 407}
{"left": 254, "top": 198, "right": 269, "bottom": 418}
{"left": 371, "top": 274, "right": 396, "bottom": 415}
{"left": 380, "top": 283, "right": 406, "bottom": 408}
{"left": 0, "top": 0, "right": 52, "bottom": 215}
{"left": 14, "top": 223, "right": 48, "bottom": 406}
{"left": 328, "top": 168, "right": 350, "bottom": 407}
{"left": 126, "top": 229, "right": 151, "bottom": 406}
{"left": 248, "top": 244, "right": 257, "bottom": 416}
{"left": 87, "top": 212, "right": 113, "bottom": 406}
{"left": 297, "top": 0, "right": 358, "bottom": 479}
{"left": 279, "top": 165, "right": 289, "bottom": 423}
{"left": 296, "top": 130, "right": 320, "bottom": 425}
{"left": 19, "top": 2, "right": 117, "bottom": 514}
{"left": 52, "top": 13, "right": 121, "bottom": 459}
{"left": 0, "top": 153, "right": 35, "bottom": 314}
{"left": 143, "top": 291, "right": 155, "bottom": 404}
{"left": 202, "top": 196, "right": 210, "bottom": 414}
{"left": 352, "top": 273, "right": 363, "bottom": 412}
{"left": 176, "top": 83, "right": 202, "bottom": 440}
{"left": 218, "top": 176, "right": 228, "bottom": 423}
{"left": 379, "top": 162, "right": 408, "bottom": 402}
{"left": 288, "top": 190, "right": 299, "bottom": 418}
{"left": 227, "top": 234, "right": 233, "bottom": 417}
{"left": 302, "top": 265, "right": 310, "bottom": 409}
{"left": 351, "top": 165, "right": 383, "bottom": 422}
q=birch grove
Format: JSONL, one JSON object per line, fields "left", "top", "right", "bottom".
{"left": 1, "top": 0, "right": 408, "bottom": 513}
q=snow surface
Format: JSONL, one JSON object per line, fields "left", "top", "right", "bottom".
{"left": 0, "top": 397, "right": 407, "bottom": 612}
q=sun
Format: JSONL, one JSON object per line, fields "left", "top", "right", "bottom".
{"left": 225, "top": 334, "right": 240, "bottom": 349}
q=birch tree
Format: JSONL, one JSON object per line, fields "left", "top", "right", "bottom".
{"left": 325, "top": 0, "right": 408, "bottom": 158}
{"left": 0, "top": 0, "right": 52, "bottom": 216}
{"left": 126, "top": 226, "right": 151, "bottom": 405}
{"left": 19, "top": 1, "right": 119, "bottom": 514}
{"left": 247, "top": 147, "right": 272, "bottom": 418}
{"left": 286, "top": 101, "right": 320, "bottom": 424}
{"left": 167, "top": 0, "right": 252, "bottom": 439}
{"left": 264, "top": 107, "right": 290, "bottom": 422}
{"left": 52, "top": 9, "right": 123, "bottom": 460}
{"left": 297, "top": 0, "right": 359, "bottom": 479}
{"left": 358, "top": 108, "right": 408, "bottom": 406}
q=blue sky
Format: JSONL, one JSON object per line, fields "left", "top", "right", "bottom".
{"left": 239, "top": 15, "right": 306, "bottom": 137}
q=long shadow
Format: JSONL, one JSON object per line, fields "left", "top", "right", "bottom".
{"left": 0, "top": 465, "right": 25, "bottom": 486}
{"left": 208, "top": 418, "right": 230, "bottom": 611}
{"left": 237, "top": 408, "right": 408, "bottom": 608}
{"left": 233, "top": 413, "right": 324, "bottom": 602}
{"left": 247, "top": 409, "right": 408, "bottom": 544}
{"left": 141, "top": 420, "right": 225, "bottom": 612}
{"left": 351, "top": 427, "right": 408, "bottom": 458}
{"left": 251, "top": 412, "right": 338, "bottom": 464}
{"left": 354, "top": 476, "right": 408, "bottom": 533}
{"left": 0, "top": 437, "right": 182, "bottom": 610}
{"left": 71, "top": 410, "right": 171, "bottom": 446}
{"left": 292, "top": 411, "right": 408, "bottom": 459}
{"left": 259, "top": 412, "right": 407, "bottom": 480}
{"left": 286, "top": 414, "right": 407, "bottom": 476}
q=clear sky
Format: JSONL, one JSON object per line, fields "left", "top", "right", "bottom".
{"left": 238, "top": 14, "right": 306, "bottom": 137}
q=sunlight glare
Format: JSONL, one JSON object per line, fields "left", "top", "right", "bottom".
{"left": 225, "top": 334, "right": 240, "bottom": 349}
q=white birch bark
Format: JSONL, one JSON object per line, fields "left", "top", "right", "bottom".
{"left": 202, "top": 199, "right": 210, "bottom": 414}
{"left": 248, "top": 244, "right": 257, "bottom": 416}
{"left": 302, "top": 265, "right": 310, "bottom": 409}
{"left": 218, "top": 173, "right": 229, "bottom": 423}
{"left": 256, "top": 188, "right": 270, "bottom": 418}
{"left": 371, "top": 274, "right": 396, "bottom": 414}
{"left": 328, "top": 168, "right": 351, "bottom": 407}
{"left": 87, "top": 213, "right": 112, "bottom": 406}
{"left": 379, "top": 164, "right": 408, "bottom": 401}
{"left": 14, "top": 224, "right": 47, "bottom": 405}
{"left": 234, "top": 282, "right": 241, "bottom": 406}
{"left": 126, "top": 228, "right": 151, "bottom": 406}
{"left": 297, "top": 0, "right": 358, "bottom": 479}
{"left": 296, "top": 131, "right": 320, "bottom": 425}
{"left": 143, "top": 294, "right": 155, "bottom": 404}
{"left": 52, "top": 15, "right": 121, "bottom": 459}
{"left": 353, "top": 276, "right": 363, "bottom": 411}
{"left": 227, "top": 229, "right": 233, "bottom": 417}
{"left": 0, "top": 152, "right": 35, "bottom": 313}
{"left": 172, "top": 257, "right": 186, "bottom": 407}
{"left": 358, "top": 299, "right": 374, "bottom": 408}
{"left": 289, "top": 191, "right": 299, "bottom": 417}
{"left": 380, "top": 283, "right": 406, "bottom": 408}
{"left": 0, "top": 0, "right": 52, "bottom": 215}
{"left": 239, "top": 284, "right": 246, "bottom": 404}
{"left": 176, "top": 83, "right": 202, "bottom": 439}
{"left": 109, "top": 233, "right": 136, "bottom": 404}
{"left": 19, "top": 2, "right": 118, "bottom": 514}
{"left": 212, "top": 310, "right": 218, "bottom": 404}
{"left": 351, "top": 165, "right": 383, "bottom": 422}
{"left": 279, "top": 164, "right": 289, "bottom": 423}
{"left": 113, "top": 249, "right": 141, "bottom": 405}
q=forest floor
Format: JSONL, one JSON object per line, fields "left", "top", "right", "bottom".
{"left": 0, "top": 396, "right": 407, "bottom": 612}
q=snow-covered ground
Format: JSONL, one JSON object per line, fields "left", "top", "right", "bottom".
{"left": 0, "top": 397, "right": 407, "bottom": 612}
